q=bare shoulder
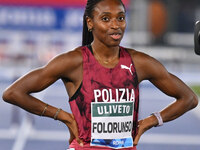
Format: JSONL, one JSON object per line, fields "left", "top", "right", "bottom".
{"left": 126, "top": 48, "right": 168, "bottom": 82}
{"left": 126, "top": 48, "right": 157, "bottom": 65}
{"left": 43, "top": 46, "right": 83, "bottom": 78}
{"left": 49, "top": 47, "right": 82, "bottom": 66}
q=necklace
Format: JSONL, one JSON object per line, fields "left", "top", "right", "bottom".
{"left": 92, "top": 46, "right": 119, "bottom": 64}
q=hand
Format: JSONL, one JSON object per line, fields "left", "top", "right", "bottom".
{"left": 64, "top": 113, "right": 83, "bottom": 146}
{"left": 133, "top": 116, "right": 157, "bottom": 146}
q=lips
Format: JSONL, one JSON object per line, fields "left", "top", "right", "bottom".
{"left": 110, "top": 33, "right": 122, "bottom": 40}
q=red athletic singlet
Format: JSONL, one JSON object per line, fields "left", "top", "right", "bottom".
{"left": 69, "top": 45, "right": 139, "bottom": 150}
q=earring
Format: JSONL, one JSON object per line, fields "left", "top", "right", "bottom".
{"left": 88, "top": 28, "right": 92, "bottom": 32}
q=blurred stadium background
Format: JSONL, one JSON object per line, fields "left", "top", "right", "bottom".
{"left": 0, "top": 0, "right": 200, "bottom": 150}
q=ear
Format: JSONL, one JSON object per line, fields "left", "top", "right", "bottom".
{"left": 86, "top": 16, "right": 93, "bottom": 31}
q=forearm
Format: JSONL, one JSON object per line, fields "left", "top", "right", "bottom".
{"left": 160, "top": 95, "right": 198, "bottom": 123}
{"left": 144, "top": 94, "right": 198, "bottom": 130}
{"left": 2, "top": 89, "right": 73, "bottom": 124}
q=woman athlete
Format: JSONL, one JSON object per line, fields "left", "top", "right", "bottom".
{"left": 2, "top": 0, "right": 198, "bottom": 149}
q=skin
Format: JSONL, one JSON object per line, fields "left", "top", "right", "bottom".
{"left": 2, "top": 0, "right": 198, "bottom": 147}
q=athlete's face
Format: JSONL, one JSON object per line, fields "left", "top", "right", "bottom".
{"left": 87, "top": 0, "right": 126, "bottom": 47}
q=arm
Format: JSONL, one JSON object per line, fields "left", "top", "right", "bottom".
{"left": 129, "top": 50, "right": 199, "bottom": 145}
{"left": 2, "top": 48, "right": 83, "bottom": 145}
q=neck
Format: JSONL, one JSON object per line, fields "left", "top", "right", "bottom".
{"left": 91, "top": 42, "right": 120, "bottom": 59}
{"left": 91, "top": 42, "right": 120, "bottom": 65}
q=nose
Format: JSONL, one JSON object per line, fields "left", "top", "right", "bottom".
{"left": 111, "top": 19, "right": 119, "bottom": 29}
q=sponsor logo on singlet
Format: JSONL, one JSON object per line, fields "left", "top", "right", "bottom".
{"left": 121, "top": 64, "right": 133, "bottom": 75}
{"left": 91, "top": 88, "right": 135, "bottom": 149}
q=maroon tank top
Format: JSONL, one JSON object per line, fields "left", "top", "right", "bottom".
{"left": 69, "top": 45, "right": 139, "bottom": 146}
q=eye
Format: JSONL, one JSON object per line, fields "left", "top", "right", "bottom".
{"left": 118, "top": 16, "right": 125, "bottom": 21}
{"left": 102, "top": 16, "right": 110, "bottom": 22}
